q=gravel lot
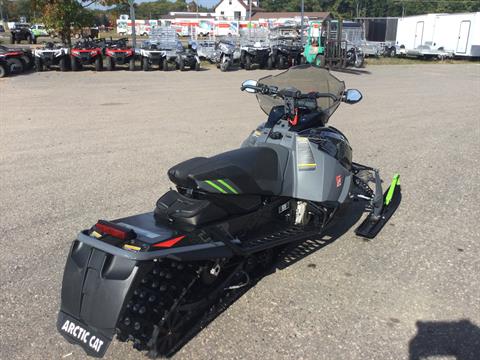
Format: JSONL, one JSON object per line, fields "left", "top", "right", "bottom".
{"left": 1, "top": 64, "right": 479, "bottom": 360}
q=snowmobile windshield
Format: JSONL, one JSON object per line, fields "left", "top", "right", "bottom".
{"left": 256, "top": 64, "right": 345, "bottom": 119}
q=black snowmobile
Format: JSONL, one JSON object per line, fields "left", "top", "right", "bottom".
{"left": 57, "top": 65, "right": 401, "bottom": 358}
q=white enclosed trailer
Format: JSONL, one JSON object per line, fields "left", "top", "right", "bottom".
{"left": 396, "top": 12, "right": 480, "bottom": 57}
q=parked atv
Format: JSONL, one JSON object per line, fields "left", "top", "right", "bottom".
{"left": 70, "top": 39, "right": 104, "bottom": 71}
{"left": 0, "top": 55, "right": 10, "bottom": 78}
{"left": 56, "top": 64, "right": 401, "bottom": 358}
{"left": 137, "top": 42, "right": 165, "bottom": 71}
{"left": 212, "top": 37, "right": 241, "bottom": 72}
{"left": 0, "top": 45, "right": 32, "bottom": 74}
{"left": 269, "top": 26, "right": 305, "bottom": 69}
{"left": 175, "top": 41, "right": 200, "bottom": 71}
{"left": 33, "top": 42, "right": 70, "bottom": 72}
{"left": 240, "top": 38, "right": 271, "bottom": 70}
{"left": 104, "top": 38, "right": 136, "bottom": 71}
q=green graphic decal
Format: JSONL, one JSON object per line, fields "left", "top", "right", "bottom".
{"left": 205, "top": 180, "right": 227, "bottom": 194}
{"left": 218, "top": 179, "right": 239, "bottom": 194}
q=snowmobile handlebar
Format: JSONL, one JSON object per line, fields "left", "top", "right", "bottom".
{"left": 241, "top": 80, "right": 339, "bottom": 102}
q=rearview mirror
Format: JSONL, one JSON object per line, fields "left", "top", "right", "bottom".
{"left": 241, "top": 79, "right": 258, "bottom": 93}
{"left": 344, "top": 89, "right": 363, "bottom": 104}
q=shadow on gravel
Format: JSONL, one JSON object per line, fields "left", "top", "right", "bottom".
{"left": 409, "top": 320, "right": 480, "bottom": 360}
{"left": 167, "top": 202, "right": 365, "bottom": 357}
{"left": 332, "top": 68, "right": 372, "bottom": 76}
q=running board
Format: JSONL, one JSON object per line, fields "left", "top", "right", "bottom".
{"left": 211, "top": 225, "right": 320, "bottom": 256}
{"left": 355, "top": 174, "right": 401, "bottom": 239}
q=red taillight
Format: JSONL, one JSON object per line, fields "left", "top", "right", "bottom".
{"left": 152, "top": 235, "right": 186, "bottom": 248}
{"left": 95, "top": 220, "right": 136, "bottom": 240}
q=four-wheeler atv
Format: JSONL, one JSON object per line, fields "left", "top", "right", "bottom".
{"left": 175, "top": 41, "right": 200, "bottom": 71}
{"left": 137, "top": 42, "right": 165, "bottom": 71}
{"left": 212, "top": 36, "right": 241, "bottom": 72}
{"left": 33, "top": 42, "right": 70, "bottom": 72}
{"left": 56, "top": 64, "right": 401, "bottom": 358}
{"left": 0, "top": 45, "right": 33, "bottom": 74}
{"left": 268, "top": 26, "right": 305, "bottom": 69}
{"left": 70, "top": 39, "right": 104, "bottom": 71}
{"left": 0, "top": 55, "right": 10, "bottom": 78}
{"left": 240, "top": 30, "right": 271, "bottom": 70}
{"left": 10, "top": 23, "right": 36, "bottom": 44}
{"left": 104, "top": 38, "right": 136, "bottom": 71}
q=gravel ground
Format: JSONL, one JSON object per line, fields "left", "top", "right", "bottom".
{"left": 0, "top": 64, "right": 479, "bottom": 360}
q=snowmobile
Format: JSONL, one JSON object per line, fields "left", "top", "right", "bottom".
{"left": 56, "top": 64, "right": 401, "bottom": 358}
{"left": 33, "top": 42, "right": 70, "bottom": 72}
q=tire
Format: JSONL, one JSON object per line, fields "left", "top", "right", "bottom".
{"left": 389, "top": 47, "right": 396, "bottom": 57}
{"left": 267, "top": 56, "right": 273, "bottom": 70}
{"left": 105, "top": 56, "right": 113, "bottom": 71}
{"left": 220, "top": 58, "right": 230, "bottom": 72}
{"left": 22, "top": 55, "right": 33, "bottom": 70}
{"left": 245, "top": 55, "right": 252, "bottom": 70}
{"left": 59, "top": 57, "right": 68, "bottom": 72}
{"left": 142, "top": 57, "right": 150, "bottom": 71}
{"left": 95, "top": 56, "right": 103, "bottom": 71}
{"left": 354, "top": 53, "right": 364, "bottom": 68}
{"left": 299, "top": 55, "right": 306, "bottom": 65}
{"left": 27, "top": 35, "right": 32, "bottom": 44}
{"left": 278, "top": 56, "right": 286, "bottom": 69}
{"left": 179, "top": 58, "right": 185, "bottom": 71}
{"left": 315, "top": 54, "right": 325, "bottom": 67}
{"left": 195, "top": 60, "right": 200, "bottom": 71}
{"left": 71, "top": 56, "right": 79, "bottom": 71}
{"left": 163, "top": 58, "right": 169, "bottom": 71}
{"left": 129, "top": 58, "right": 136, "bottom": 71}
{"left": 0, "top": 63, "right": 8, "bottom": 78}
{"left": 34, "top": 57, "right": 43, "bottom": 72}
{"left": 10, "top": 35, "right": 15, "bottom": 44}
{"left": 8, "top": 58, "right": 24, "bottom": 74}
{"left": 33, "top": 37, "right": 37, "bottom": 44}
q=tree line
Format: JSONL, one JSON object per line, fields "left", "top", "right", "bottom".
{"left": 1, "top": 0, "right": 478, "bottom": 44}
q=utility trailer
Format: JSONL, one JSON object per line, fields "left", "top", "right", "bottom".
{"left": 396, "top": 12, "right": 480, "bottom": 58}
{"left": 355, "top": 17, "right": 399, "bottom": 56}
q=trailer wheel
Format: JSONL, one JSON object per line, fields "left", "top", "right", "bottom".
{"left": 245, "top": 55, "right": 252, "bottom": 70}
{"left": 59, "top": 57, "right": 68, "bottom": 72}
{"left": 129, "top": 58, "right": 136, "bottom": 71}
{"left": 142, "top": 57, "right": 150, "bottom": 71}
{"left": 354, "top": 53, "right": 364, "bottom": 68}
{"left": 315, "top": 54, "right": 325, "bottom": 67}
{"left": 34, "top": 57, "right": 43, "bottom": 72}
{"left": 163, "top": 58, "right": 169, "bottom": 71}
{"left": 95, "top": 56, "right": 103, "bottom": 71}
{"left": 0, "top": 63, "right": 8, "bottom": 78}
{"left": 106, "top": 56, "right": 113, "bottom": 71}
{"left": 71, "top": 56, "right": 79, "bottom": 71}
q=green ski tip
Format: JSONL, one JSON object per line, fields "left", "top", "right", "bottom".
{"left": 384, "top": 173, "right": 400, "bottom": 206}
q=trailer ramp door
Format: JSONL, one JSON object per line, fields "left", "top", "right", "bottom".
{"left": 414, "top": 21, "right": 424, "bottom": 48}
{"left": 456, "top": 21, "right": 471, "bottom": 54}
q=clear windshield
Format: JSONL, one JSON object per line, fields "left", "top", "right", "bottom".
{"left": 256, "top": 65, "right": 345, "bottom": 120}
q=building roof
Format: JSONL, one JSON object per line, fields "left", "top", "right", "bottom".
{"left": 160, "top": 13, "right": 215, "bottom": 19}
{"left": 251, "top": 11, "right": 331, "bottom": 20}
{"left": 214, "top": 0, "right": 259, "bottom": 11}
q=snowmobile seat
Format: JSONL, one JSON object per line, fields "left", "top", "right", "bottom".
{"left": 168, "top": 146, "right": 288, "bottom": 196}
